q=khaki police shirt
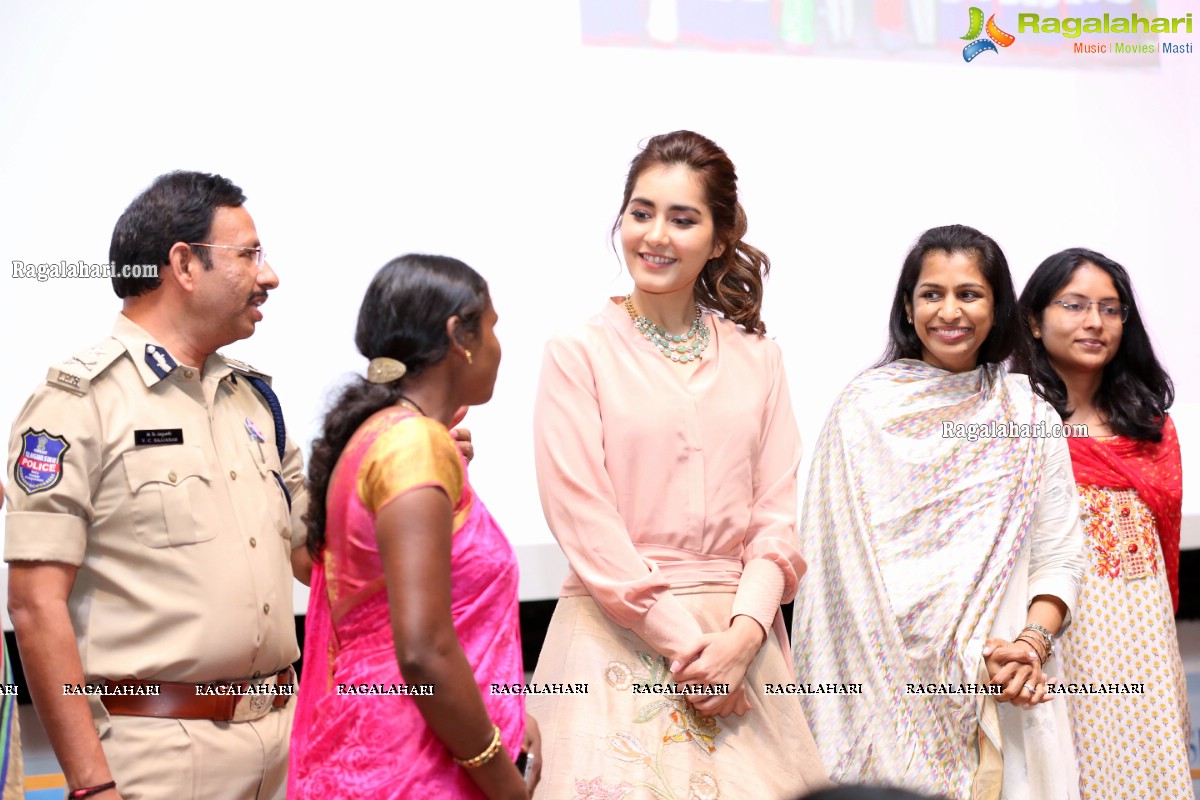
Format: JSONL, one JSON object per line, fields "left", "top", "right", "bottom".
{"left": 4, "top": 314, "right": 308, "bottom": 683}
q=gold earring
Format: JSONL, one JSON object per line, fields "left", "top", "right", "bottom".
{"left": 464, "top": 349, "right": 473, "bottom": 365}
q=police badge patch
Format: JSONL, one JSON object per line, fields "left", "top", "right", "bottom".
{"left": 14, "top": 428, "right": 70, "bottom": 494}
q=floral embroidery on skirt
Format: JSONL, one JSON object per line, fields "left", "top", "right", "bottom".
{"left": 580, "top": 652, "right": 722, "bottom": 799}
{"left": 530, "top": 594, "right": 828, "bottom": 800}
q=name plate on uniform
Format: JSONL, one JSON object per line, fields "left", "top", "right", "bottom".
{"left": 134, "top": 429, "right": 184, "bottom": 446}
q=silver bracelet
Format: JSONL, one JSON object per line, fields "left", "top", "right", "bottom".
{"left": 1020, "top": 623, "right": 1054, "bottom": 656}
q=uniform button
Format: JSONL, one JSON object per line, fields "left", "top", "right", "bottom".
{"left": 182, "top": 369, "right": 194, "bottom": 379}
{"left": 263, "top": 603, "right": 270, "bottom": 615}
{"left": 250, "top": 537, "right": 257, "bottom": 548}
{"left": 230, "top": 470, "right": 238, "bottom": 480}
{"left": 167, "top": 471, "right": 177, "bottom": 483}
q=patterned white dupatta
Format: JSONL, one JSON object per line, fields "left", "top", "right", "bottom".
{"left": 792, "top": 360, "right": 1054, "bottom": 798}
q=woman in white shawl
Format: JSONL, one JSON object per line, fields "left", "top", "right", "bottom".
{"left": 791, "top": 225, "right": 1087, "bottom": 799}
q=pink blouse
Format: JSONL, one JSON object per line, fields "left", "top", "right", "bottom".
{"left": 533, "top": 298, "right": 807, "bottom": 661}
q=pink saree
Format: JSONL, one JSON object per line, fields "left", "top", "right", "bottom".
{"left": 289, "top": 408, "right": 525, "bottom": 799}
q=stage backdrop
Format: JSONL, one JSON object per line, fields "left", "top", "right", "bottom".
{"left": 1, "top": 0, "right": 1197, "bottom": 620}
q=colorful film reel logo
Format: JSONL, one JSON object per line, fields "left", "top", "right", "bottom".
{"left": 961, "top": 7, "right": 1015, "bottom": 61}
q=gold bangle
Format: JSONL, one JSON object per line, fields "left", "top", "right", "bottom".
{"left": 454, "top": 724, "right": 502, "bottom": 769}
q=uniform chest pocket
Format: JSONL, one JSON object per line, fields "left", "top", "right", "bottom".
{"left": 122, "top": 446, "right": 216, "bottom": 547}
{"left": 247, "top": 442, "right": 293, "bottom": 541}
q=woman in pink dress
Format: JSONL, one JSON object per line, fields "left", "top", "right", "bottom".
{"left": 529, "top": 131, "right": 828, "bottom": 799}
{"left": 289, "top": 254, "right": 539, "bottom": 800}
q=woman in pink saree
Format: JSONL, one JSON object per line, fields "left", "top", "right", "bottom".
{"left": 289, "top": 254, "right": 539, "bottom": 800}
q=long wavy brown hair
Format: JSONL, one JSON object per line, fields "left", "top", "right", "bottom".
{"left": 611, "top": 130, "right": 770, "bottom": 334}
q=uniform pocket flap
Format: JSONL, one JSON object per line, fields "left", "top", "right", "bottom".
{"left": 123, "top": 445, "right": 210, "bottom": 492}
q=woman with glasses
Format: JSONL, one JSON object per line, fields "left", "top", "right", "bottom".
{"left": 289, "top": 255, "right": 539, "bottom": 800}
{"left": 792, "top": 225, "right": 1086, "bottom": 799}
{"left": 1015, "top": 248, "right": 1190, "bottom": 798}
{"left": 528, "top": 130, "right": 828, "bottom": 799}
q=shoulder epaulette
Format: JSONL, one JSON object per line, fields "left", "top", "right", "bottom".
{"left": 223, "top": 356, "right": 272, "bottom": 386}
{"left": 45, "top": 338, "right": 126, "bottom": 396}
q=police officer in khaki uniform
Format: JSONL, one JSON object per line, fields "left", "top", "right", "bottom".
{"left": 5, "top": 171, "right": 309, "bottom": 800}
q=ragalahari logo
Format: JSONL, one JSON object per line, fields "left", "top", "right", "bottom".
{"left": 961, "top": 7, "right": 1015, "bottom": 62}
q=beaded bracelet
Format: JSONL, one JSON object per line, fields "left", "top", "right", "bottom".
{"left": 1020, "top": 623, "right": 1054, "bottom": 661}
{"left": 1021, "top": 623, "right": 1054, "bottom": 648}
{"left": 454, "top": 724, "right": 502, "bottom": 769}
{"left": 69, "top": 781, "right": 117, "bottom": 799}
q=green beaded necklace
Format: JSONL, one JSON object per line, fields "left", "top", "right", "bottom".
{"left": 623, "top": 295, "right": 711, "bottom": 363}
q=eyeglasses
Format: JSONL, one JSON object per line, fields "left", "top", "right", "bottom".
{"left": 187, "top": 242, "right": 266, "bottom": 270}
{"left": 1050, "top": 296, "right": 1128, "bottom": 322}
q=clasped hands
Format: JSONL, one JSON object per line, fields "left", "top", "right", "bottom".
{"left": 668, "top": 616, "right": 763, "bottom": 718}
{"left": 982, "top": 637, "right": 1053, "bottom": 708}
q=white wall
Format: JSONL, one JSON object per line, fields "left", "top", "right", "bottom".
{"left": 1, "top": 1, "right": 1197, "bottom": 613}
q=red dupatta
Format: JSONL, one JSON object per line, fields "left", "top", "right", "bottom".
{"left": 1067, "top": 416, "right": 1183, "bottom": 610}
